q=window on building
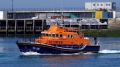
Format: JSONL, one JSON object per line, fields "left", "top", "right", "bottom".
{"left": 106, "top": 4, "right": 108, "bottom": 6}
{"left": 113, "top": 4, "right": 116, "bottom": 6}
{"left": 106, "top": 4, "right": 111, "bottom": 6}
{"left": 93, "top": 4, "right": 95, "bottom": 6}
{"left": 97, "top": 4, "right": 99, "bottom": 6}
{"left": 101, "top": 4, "right": 103, "bottom": 6}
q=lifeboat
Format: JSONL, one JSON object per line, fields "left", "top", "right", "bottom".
{"left": 16, "top": 25, "right": 100, "bottom": 54}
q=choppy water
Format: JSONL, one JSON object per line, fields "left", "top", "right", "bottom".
{"left": 0, "top": 36, "right": 120, "bottom": 67}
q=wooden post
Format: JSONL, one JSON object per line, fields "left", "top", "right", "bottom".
{"left": 6, "top": 19, "right": 8, "bottom": 36}
{"left": 15, "top": 20, "right": 17, "bottom": 35}
{"left": 42, "top": 19, "right": 44, "bottom": 31}
{"left": 24, "top": 20, "right": 26, "bottom": 35}
{"left": 33, "top": 20, "right": 35, "bottom": 35}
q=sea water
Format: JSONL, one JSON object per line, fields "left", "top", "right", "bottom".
{"left": 0, "top": 36, "right": 120, "bottom": 67}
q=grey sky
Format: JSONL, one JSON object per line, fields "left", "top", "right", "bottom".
{"left": 0, "top": 0, "right": 119, "bottom": 9}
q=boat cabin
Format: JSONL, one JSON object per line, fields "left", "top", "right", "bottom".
{"left": 35, "top": 25, "right": 90, "bottom": 46}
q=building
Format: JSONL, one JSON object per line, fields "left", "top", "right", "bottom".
{"left": 85, "top": 2, "right": 116, "bottom": 10}
{"left": 0, "top": 2, "right": 119, "bottom": 35}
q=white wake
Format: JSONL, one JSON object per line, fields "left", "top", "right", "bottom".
{"left": 21, "top": 52, "right": 41, "bottom": 55}
{"left": 21, "top": 51, "right": 93, "bottom": 56}
{"left": 99, "top": 49, "right": 120, "bottom": 54}
{"left": 20, "top": 49, "right": 120, "bottom": 56}
{"left": 21, "top": 52, "right": 80, "bottom": 56}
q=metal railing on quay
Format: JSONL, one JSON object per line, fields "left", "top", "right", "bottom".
{"left": 34, "top": 26, "right": 42, "bottom": 30}
{"left": 0, "top": 8, "right": 86, "bottom": 11}
{"left": 8, "top": 26, "right": 15, "bottom": 30}
{"left": 1, "top": 7, "right": 120, "bottom": 11}
{"left": 17, "top": 26, "right": 24, "bottom": 30}
{"left": 0, "top": 26, "right": 6, "bottom": 30}
{"left": 26, "top": 26, "right": 33, "bottom": 30}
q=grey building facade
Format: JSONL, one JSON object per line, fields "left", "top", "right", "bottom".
{"left": 85, "top": 2, "right": 116, "bottom": 10}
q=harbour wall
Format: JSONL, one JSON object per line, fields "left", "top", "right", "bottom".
{"left": 0, "top": 18, "right": 120, "bottom": 35}
{"left": 108, "top": 18, "right": 120, "bottom": 30}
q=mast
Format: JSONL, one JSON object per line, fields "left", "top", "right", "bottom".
{"left": 60, "top": 1, "right": 64, "bottom": 27}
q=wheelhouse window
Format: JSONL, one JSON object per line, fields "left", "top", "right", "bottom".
{"left": 71, "top": 35, "right": 74, "bottom": 38}
{"left": 46, "top": 34, "right": 49, "bottom": 36}
{"left": 41, "top": 33, "right": 52, "bottom": 37}
{"left": 52, "top": 34, "right": 56, "bottom": 37}
{"left": 68, "top": 35, "right": 74, "bottom": 38}
{"left": 56, "top": 34, "right": 59, "bottom": 37}
{"left": 41, "top": 33, "right": 45, "bottom": 36}
{"left": 48, "top": 34, "right": 51, "bottom": 36}
{"left": 60, "top": 34, "right": 62, "bottom": 37}
{"left": 44, "top": 33, "right": 47, "bottom": 36}
{"left": 68, "top": 35, "right": 70, "bottom": 38}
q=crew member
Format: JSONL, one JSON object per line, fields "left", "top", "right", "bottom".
{"left": 94, "top": 36, "right": 97, "bottom": 45}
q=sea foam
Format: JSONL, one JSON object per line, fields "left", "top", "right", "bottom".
{"left": 99, "top": 49, "right": 120, "bottom": 54}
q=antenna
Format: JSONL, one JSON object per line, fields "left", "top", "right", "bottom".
{"left": 52, "top": 4, "right": 55, "bottom": 17}
{"left": 95, "top": 0, "right": 97, "bottom": 10}
{"left": 52, "top": 4, "right": 59, "bottom": 26}
{"left": 60, "top": 1, "right": 63, "bottom": 18}
{"left": 12, "top": 0, "right": 13, "bottom": 11}
{"left": 60, "top": 1, "right": 64, "bottom": 27}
